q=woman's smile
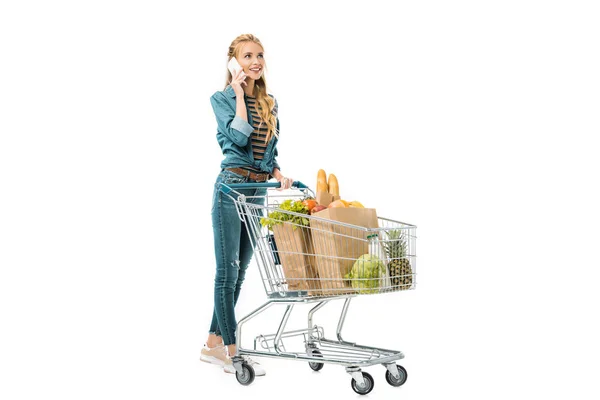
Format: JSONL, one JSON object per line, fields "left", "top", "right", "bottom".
{"left": 248, "top": 66, "right": 262, "bottom": 76}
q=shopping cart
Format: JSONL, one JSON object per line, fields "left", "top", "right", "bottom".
{"left": 217, "top": 180, "right": 417, "bottom": 395}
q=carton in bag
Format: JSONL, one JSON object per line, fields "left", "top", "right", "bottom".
{"left": 309, "top": 207, "right": 379, "bottom": 295}
{"left": 272, "top": 223, "right": 321, "bottom": 294}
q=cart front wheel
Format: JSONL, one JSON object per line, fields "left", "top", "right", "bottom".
{"left": 235, "top": 362, "right": 255, "bottom": 386}
{"left": 351, "top": 371, "right": 374, "bottom": 395}
{"left": 385, "top": 365, "right": 407, "bottom": 387}
{"left": 308, "top": 349, "right": 324, "bottom": 372}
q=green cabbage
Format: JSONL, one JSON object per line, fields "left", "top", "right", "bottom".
{"left": 344, "top": 254, "right": 386, "bottom": 294}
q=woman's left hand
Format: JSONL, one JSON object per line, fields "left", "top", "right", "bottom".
{"left": 277, "top": 176, "right": 293, "bottom": 191}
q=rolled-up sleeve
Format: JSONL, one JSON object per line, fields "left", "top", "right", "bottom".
{"left": 210, "top": 92, "right": 253, "bottom": 147}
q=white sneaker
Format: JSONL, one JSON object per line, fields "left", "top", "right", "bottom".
{"left": 199, "top": 343, "right": 227, "bottom": 366}
{"left": 223, "top": 355, "right": 236, "bottom": 374}
{"left": 241, "top": 355, "right": 266, "bottom": 376}
{"left": 223, "top": 355, "right": 266, "bottom": 376}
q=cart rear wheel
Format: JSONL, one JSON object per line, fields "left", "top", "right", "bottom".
{"left": 235, "top": 362, "right": 255, "bottom": 386}
{"left": 351, "top": 371, "right": 374, "bottom": 395}
{"left": 308, "top": 349, "right": 324, "bottom": 372}
{"left": 385, "top": 365, "right": 407, "bottom": 387}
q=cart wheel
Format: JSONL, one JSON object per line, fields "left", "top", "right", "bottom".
{"left": 385, "top": 365, "right": 407, "bottom": 387}
{"left": 308, "top": 349, "right": 324, "bottom": 372}
{"left": 235, "top": 362, "right": 255, "bottom": 386}
{"left": 351, "top": 371, "right": 374, "bottom": 395}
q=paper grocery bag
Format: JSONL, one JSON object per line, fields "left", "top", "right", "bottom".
{"left": 272, "top": 223, "right": 321, "bottom": 294}
{"left": 315, "top": 191, "right": 340, "bottom": 207}
{"left": 309, "top": 207, "right": 379, "bottom": 296}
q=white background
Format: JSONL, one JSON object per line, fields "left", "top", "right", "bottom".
{"left": 1, "top": 1, "right": 599, "bottom": 399}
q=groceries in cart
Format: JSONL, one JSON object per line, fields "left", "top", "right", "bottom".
{"left": 259, "top": 169, "right": 415, "bottom": 296}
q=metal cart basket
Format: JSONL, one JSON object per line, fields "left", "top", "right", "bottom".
{"left": 217, "top": 180, "right": 417, "bottom": 395}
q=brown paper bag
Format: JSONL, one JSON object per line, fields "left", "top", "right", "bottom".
{"left": 309, "top": 207, "right": 379, "bottom": 296}
{"left": 315, "top": 191, "right": 340, "bottom": 207}
{"left": 272, "top": 223, "right": 321, "bottom": 294}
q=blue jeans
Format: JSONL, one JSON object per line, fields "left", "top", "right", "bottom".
{"left": 209, "top": 169, "right": 267, "bottom": 346}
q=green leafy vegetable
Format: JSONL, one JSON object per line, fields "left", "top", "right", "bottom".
{"left": 344, "top": 254, "right": 386, "bottom": 294}
{"left": 260, "top": 199, "right": 310, "bottom": 231}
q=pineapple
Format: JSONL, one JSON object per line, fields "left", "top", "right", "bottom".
{"left": 383, "top": 229, "right": 413, "bottom": 290}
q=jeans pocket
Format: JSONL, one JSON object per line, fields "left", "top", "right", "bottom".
{"left": 219, "top": 170, "right": 247, "bottom": 185}
{"left": 214, "top": 171, "right": 248, "bottom": 206}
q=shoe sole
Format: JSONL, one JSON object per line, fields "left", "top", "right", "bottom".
{"left": 206, "top": 352, "right": 267, "bottom": 376}
{"left": 200, "top": 354, "right": 225, "bottom": 366}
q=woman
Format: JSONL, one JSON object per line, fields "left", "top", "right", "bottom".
{"left": 200, "top": 34, "right": 293, "bottom": 375}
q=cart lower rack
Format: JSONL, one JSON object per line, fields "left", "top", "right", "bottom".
{"left": 217, "top": 181, "right": 416, "bottom": 395}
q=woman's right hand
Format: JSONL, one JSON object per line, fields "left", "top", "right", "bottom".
{"left": 276, "top": 176, "right": 294, "bottom": 191}
{"left": 230, "top": 68, "right": 247, "bottom": 96}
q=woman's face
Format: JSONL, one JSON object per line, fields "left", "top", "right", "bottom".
{"left": 237, "top": 42, "right": 265, "bottom": 81}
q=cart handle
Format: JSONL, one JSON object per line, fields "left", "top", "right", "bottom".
{"left": 221, "top": 180, "right": 309, "bottom": 194}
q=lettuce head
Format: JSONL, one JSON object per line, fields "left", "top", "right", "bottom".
{"left": 344, "top": 254, "right": 386, "bottom": 294}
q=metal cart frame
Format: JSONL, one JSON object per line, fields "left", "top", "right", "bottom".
{"left": 216, "top": 181, "right": 416, "bottom": 395}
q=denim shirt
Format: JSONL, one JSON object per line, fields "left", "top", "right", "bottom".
{"left": 210, "top": 84, "right": 281, "bottom": 174}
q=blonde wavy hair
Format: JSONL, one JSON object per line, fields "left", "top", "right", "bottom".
{"left": 223, "top": 34, "right": 278, "bottom": 144}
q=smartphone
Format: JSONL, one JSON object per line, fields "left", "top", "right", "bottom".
{"left": 227, "top": 57, "right": 242, "bottom": 76}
